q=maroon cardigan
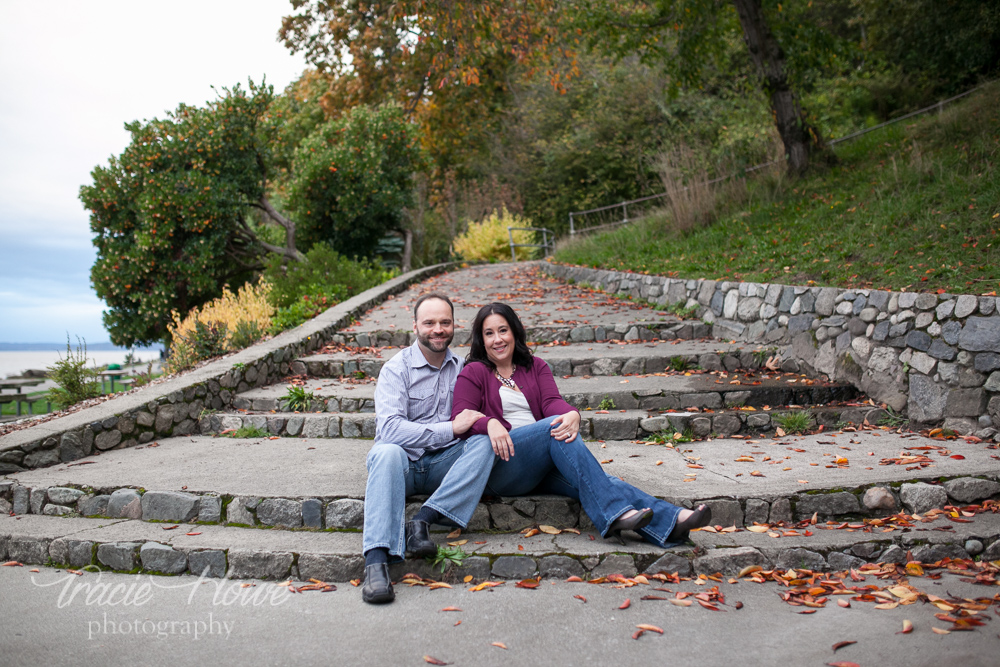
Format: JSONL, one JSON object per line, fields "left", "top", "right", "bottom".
{"left": 451, "top": 356, "right": 577, "bottom": 437}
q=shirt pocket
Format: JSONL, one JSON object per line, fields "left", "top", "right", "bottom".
{"left": 406, "top": 383, "right": 438, "bottom": 419}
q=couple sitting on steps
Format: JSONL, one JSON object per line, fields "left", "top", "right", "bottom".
{"left": 361, "top": 293, "right": 712, "bottom": 604}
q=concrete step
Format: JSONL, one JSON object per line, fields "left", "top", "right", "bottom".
{"left": 232, "top": 372, "right": 859, "bottom": 414}
{"left": 3, "top": 508, "right": 998, "bottom": 583}
{"left": 334, "top": 319, "right": 709, "bottom": 348}
{"left": 5, "top": 431, "right": 998, "bottom": 536}
{"left": 200, "top": 401, "right": 882, "bottom": 442}
{"left": 294, "top": 340, "right": 784, "bottom": 380}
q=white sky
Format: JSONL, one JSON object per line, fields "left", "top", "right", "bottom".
{"left": 0, "top": 1, "right": 308, "bottom": 343}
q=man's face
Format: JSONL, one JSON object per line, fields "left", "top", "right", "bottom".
{"left": 413, "top": 298, "right": 455, "bottom": 355}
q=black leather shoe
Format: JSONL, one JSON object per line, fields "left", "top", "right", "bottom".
{"left": 668, "top": 504, "right": 713, "bottom": 543}
{"left": 607, "top": 508, "right": 654, "bottom": 545}
{"left": 405, "top": 520, "right": 437, "bottom": 558}
{"left": 361, "top": 563, "right": 395, "bottom": 604}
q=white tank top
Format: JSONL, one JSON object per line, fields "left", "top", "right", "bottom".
{"left": 500, "top": 386, "right": 536, "bottom": 430}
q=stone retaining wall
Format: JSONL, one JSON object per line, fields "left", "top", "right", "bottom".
{"left": 0, "top": 262, "right": 463, "bottom": 473}
{"left": 542, "top": 262, "right": 1000, "bottom": 437}
{"left": 4, "top": 475, "right": 996, "bottom": 532}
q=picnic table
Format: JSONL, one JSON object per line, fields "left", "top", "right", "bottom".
{"left": 0, "top": 378, "right": 48, "bottom": 417}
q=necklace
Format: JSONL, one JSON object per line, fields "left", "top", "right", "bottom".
{"left": 495, "top": 368, "right": 517, "bottom": 389}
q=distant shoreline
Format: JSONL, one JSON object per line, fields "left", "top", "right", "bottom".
{"left": 0, "top": 342, "right": 163, "bottom": 352}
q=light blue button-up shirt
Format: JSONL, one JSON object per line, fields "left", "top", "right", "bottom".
{"left": 374, "top": 340, "right": 464, "bottom": 461}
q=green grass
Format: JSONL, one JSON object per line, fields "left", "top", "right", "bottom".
{"left": 555, "top": 83, "right": 1000, "bottom": 294}
{"left": 224, "top": 425, "right": 270, "bottom": 439}
{"left": 1, "top": 381, "right": 138, "bottom": 418}
{"left": 774, "top": 411, "right": 813, "bottom": 434}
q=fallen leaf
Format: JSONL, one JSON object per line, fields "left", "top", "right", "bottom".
{"left": 162, "top": 525, "right": 180, "bottom": 531}
{"left": 538, "top": 525, "right": 561, "bottom": 535}
{"left": 491, "top": 642, "right": 508, "bottom": 650}
{"left": 636, "top": 624, "right": 664, "bottom": 634}
{"left": 899, "top": 620, "right": 913, "bottom": 634}
{"left": 574, "top": 595, "right": 587, "bottom": 603}
{"left": 446, "top": 529, "right": 461, "bottom": 539}
{"left": 641, "top": 595, "right": 669, "bottom": 601}
{"left": 776, "top": 427, "right": 786, "bottom": 437}
{"left": 463, "top": 575, "right": 473, "bottom": 583}
{"left": 734, "top": 601, "right": 743, "bottom": 610}
{"left": 522, "top": 528, "right": 540, "bottom": 537}
{"left": 600, "top": 459, "right": 613, "bottom": 464}
{"left": 2, "top": 561, "right": 23, "bottom": 567}
{"left": 837, "top": 600, "right": 851, "bottom": 608}
{"left": 670, "top": 599, "right": 693, "bottom": 607}
{"left": 566, "top": 576, "right": 583, "bottom": 582}
{"left": 440, "top": 607, "right": 462, "bottom": 612}
{"left": 447, "top": 540, "right": 468, "bottom": 547}
{"left": 423, "top": 656, "right": 450, "bottom": 665}
{"left": 825, "top": 663, "right": 860, "bottom": 667}
{"left": 632, "top": 629, "right": 646, "bottom": 640}
{"left": 428, "top": 582, "right": 452, "bottom": 590}
{"left": 469, "top": 581, "right": 504, "bottom": 592}
{"left": 516, "top": 578, "right": 541, "bottom": 589}
{"left": 619, "top": 599, "right": 631, "bottom": 609}
{"left": 29, "top": 568, "right": 39, "bottom": 573}
{"left": 931, "top": 627, "right": 950, "bottom": 635}
{"left": 453, "top": 621, "right": 461, "bottom": 626}
{"left": 746, "top": 526, "right": 769, "bottom": 534}
{"left": 185, "top": 532, "right": 202, "bottom": 536}
{"left": 832, "top": 641, "right": 857, "bottom": 652}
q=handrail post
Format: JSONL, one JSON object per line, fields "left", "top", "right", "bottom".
{"left": 623, "top": 202, "right": 628, "bottom": 224}
{"left": 569, "top": 212, "right": 575, "bottom": 236}
{"left": 508, "top": 227, "right": 516, "bottom": 261}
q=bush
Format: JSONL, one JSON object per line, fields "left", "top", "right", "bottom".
{"left": 229, "top": 320, "right": 265, "bottom": 350}
{"left": 264, "top": 243, "right": 396, "bottom": 332}
{"left": 453, "top": 207, "right": 536, "bottom": 262}
{"left": 47, "top": 336, "right": 102, "bottom": 409}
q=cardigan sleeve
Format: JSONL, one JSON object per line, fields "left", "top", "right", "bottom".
{"left": 533, "top": 357, "right": 577, "bottom": 418}
{"left": 451, "top": 363, "right": 508, "bottom": 437}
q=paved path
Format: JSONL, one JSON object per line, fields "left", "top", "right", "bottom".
{"left": 2, "top": 567, "right": 996, "bottom": 667}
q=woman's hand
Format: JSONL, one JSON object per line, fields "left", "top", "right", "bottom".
{"left": 549, "top": 410, "right": 580, "bottom": 442}
{"left": 487, "top": 418, "right": 515, "bottom": 461}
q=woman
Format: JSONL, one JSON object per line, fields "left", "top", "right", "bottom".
{"left": 452, "top": 302, "right": 711, "bottom": 547}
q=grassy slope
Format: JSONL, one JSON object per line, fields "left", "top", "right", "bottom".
{"left": 554, "top": 83, "right": 1000, "bottom": 295}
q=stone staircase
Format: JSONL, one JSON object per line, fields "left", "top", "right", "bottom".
{"left": 2, "top": 263, "right": 999, "bottom": 583}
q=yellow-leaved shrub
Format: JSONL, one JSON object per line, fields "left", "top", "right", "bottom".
{"left": 165, "top": 280, "right": 274, "bottom": 372}
{"left": 453, "top": 207, "right": 537, "bottom": 262}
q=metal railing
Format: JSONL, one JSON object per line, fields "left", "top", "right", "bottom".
{"left": 508, "top": 226, "right": 554, "bottom": 261}
{"left": 567, "top": 81, "right": 990, "bottom": 237}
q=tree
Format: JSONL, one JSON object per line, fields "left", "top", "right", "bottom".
{"left": 571, "top": 0, "right": 851, "bottom": 174}
{"left": 279, "top": 0, "right": 565, "bottom": 174}
{"left": 287, "top": 103, "right": 425, "bottom": 259}
{"left": 81, "top": 81, "right": 301, "bottom": 347}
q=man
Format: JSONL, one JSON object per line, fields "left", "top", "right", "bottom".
{"left": 361, "top": 293, "right": 494, "bottom": 604}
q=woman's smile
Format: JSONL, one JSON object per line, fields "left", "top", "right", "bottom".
{"left": 483, "top": 313, "right": 515, "bottom": 367}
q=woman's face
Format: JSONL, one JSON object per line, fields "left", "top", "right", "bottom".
{"left": 482, "top": 313, "right": 515, "bottom": 368}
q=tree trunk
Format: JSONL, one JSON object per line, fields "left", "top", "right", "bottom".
{"left": 401, "top": 229, "right": 413, "bottom": 273}
{"left": 257, "top": 197, "right": 306, "bottom": 263}
{"left": 731, "top": 0, "right": 810, "bottom": 173}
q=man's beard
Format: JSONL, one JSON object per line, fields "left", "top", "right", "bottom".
{"left": 417, "top": 330, "right": 453, "bottom": 353}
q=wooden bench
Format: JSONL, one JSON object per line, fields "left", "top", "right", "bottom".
{"left": 0, "top": 393, "right": 51, "bottom": 417}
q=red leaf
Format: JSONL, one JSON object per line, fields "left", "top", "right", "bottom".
{"left": 574, "top": 595, "right": 587, "bottom": 603}
{"left": 423, "top": 657, "right": 450, "bottom": 665}
{"left": 826, "top": 663, "right": 860, "bottom": 667}
{"left": 950, "top": 455, "right": 966, "bottom": 460}
{"left": 632, "top": 629, "right": 645, "bottom": 640}
{"left": 440, "top": 607, "right": 462, "bottom": 612}
{"left": 832, "top": 640, "right": 857, "bottom": 652}
{"left": 619, "top": 599, "right": 631, "bottom": 609}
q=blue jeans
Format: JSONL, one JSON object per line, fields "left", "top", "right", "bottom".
{"left": 362, "top": 435, "right": 493, "bottom": 560}
{"left": 487, "top": 418, "right": 684, "bottom": 548}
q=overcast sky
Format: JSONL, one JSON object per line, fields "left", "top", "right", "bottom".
{"left": 0, "top": 1, "right": 308, "bottom": 343}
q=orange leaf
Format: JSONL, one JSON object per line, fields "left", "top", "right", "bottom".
{"left": 636, "top": 624, "right": 664, "bottom": 634}
{"left": 931, "top": 627, "right": 950, "bottom": 635}
{"left": 837, "top": 599, "right": 851, "bottom": 608}
{"left": 832, "top": 640, "right": 856, "bottom": 652}
{"left": 522, "top": 528, "right": 540, "bottom": 537}
{"left": 185, "top": 532, "right": 202, "bottom": 536}
{"left": 469, "top": 581, "right": 504, "bottom": 592}
{"left": 423, "top": 657, "right": 450, "bottom": 665}
{"left": 440, "top": 607, "right": 462, "bottom": 612}
{"left": 632, "top": 629, "right": 645, "bottom": 640}
{"left": 899, "top": 620, "right": 913, "bottom": 634}
{"left": 2, "top": 561, "right": 23, "bottom": 567}
{"left": 463, "top": 575, "right": 473, "bottom": 583}
{"left": 491, "top": 642, "right": 508, "bottom": 650}
{"left": 566, "top": 576, "right": 583, "bottom": 582}
{"left": 619, "top": 599, "right": 631, "bottom": 609}
{"left": 446, "top": 528, "right": 461, "bottom": 539}
{"left": 670, "top": 598, "right": 693, "bottom": 607}
{"left": 516, "top": 578, "right": 540, "bottom": 589}
{"left": 574, "top": 595, "right": 587, "bottom": 603}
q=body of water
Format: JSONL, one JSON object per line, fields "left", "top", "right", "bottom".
{"left": 0, "top": 350, "right": 162, "bottom": 379}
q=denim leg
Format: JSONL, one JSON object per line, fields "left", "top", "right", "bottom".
{"left": 362, "top": 443, "right": 411, "bottom": 560}
{"left": 420, "top": 435, "right": 494, "bottom": 527}
{"left": 486, "top": 418, "right": 558, "bottom": 496}
{"left": 548, "top": 435, "right": 635, "bottom": 536}
{"left": 535, "top": 466, "right": 683, "bottom": 546}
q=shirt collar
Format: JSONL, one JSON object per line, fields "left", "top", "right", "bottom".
{"left": 407, "top": 339, "right": 458, "bottom": 370}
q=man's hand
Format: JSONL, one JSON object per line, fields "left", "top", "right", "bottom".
{"left": 550, "top": 411, "right": 581, "bottom": 442}
{"left": 487, "top": 418, "right": 514, "bottom": 461}
{"left": 452, "top": 409, "right": 485, "bottom": 436}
